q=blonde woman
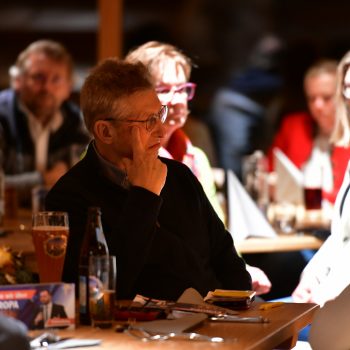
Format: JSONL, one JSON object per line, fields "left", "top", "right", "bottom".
{"left": 292, "top": 51, "right": 350, "bottom": 306}
{"left": 306, "top": 50, "right": 350, "bottom": 350}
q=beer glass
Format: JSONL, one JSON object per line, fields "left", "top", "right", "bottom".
{"left": 89, "top": 255, "right": 116, "bottom": 328}
{"left": 303, "top": 165, "right": 323, "bottom": 210}
{"left": 32, "top": 211, "right": 69, "bottom": 283}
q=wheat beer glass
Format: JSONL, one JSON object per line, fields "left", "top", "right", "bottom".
{"left": 32, "top": 211, "right": 69, "bottom": 283}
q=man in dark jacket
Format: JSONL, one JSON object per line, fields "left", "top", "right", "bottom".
{"left": 46, "top": 58, "right": 251, "bottom": 301}
{"left": 0, "top": 40, "right": 90, "bottom": 206}
{"left": 32, "top": 289, "right": 68, "bottom": 329}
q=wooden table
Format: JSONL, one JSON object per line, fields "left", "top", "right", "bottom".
{"left": 236, "top": 233, "right": 323, "bottom": 254}
{"left": 48, "top": 302, "right": 318, "bottom": 350}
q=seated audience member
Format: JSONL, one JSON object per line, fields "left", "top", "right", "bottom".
{"left": 207, "top": 34, "right": 284, "bottom": 179}
{"left": 125, "top": 41, "right": 271, "bottom": 296}
{"left": 0, "top": 40, "right": 90, "bottom": 206}
{"left": 268, "top": 59, "right": 350, "bottom": 204}
{"left": 309, "top": 284, "right": 350, "bottom": 350}
{"left": 45, "top": 58, "right": 252, "bottom": 300}
{"left": 0, "top": 315, "right": 30, "bottom": 350}
{"left": 291, "top": 51, "right": 350, "bottom": 306}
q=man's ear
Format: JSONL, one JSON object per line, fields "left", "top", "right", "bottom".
{"left": 94, "top": 120, "right": 114, "bottom": 144}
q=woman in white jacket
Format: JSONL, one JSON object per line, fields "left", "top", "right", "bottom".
{"left": 292, "top": 51, "right": 350, "bottom": 307}
{"left": 305, "top": 51, "right": 350, "bottom": 349}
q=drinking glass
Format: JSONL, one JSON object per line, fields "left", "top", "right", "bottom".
{"left": 89, "top": 255, "right": 116, "bottom": 328}
{"left": 273, "top": 202, "right": 296, "bottom": 234}
{"left": 303, "top": 166, "right": 323, "bottom": 210}
{"left": 32, "top": 211, "right": 69, "bottom": 283}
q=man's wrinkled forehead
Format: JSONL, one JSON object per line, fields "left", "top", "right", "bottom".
{"left": 112, "top": 88, "right": 161, "bottom": 117}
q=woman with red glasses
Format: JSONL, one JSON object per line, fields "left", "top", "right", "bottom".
{"left": 126, "top": 41, "right": 225, "bottom": 223}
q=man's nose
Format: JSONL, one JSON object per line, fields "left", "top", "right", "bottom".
{"left": 313, "top": 98, "right": 325, "bottom": 109}
{"left": 39, "top": 76, "right": 57, "bottom": 92}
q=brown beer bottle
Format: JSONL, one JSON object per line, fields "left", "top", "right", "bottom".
{"left": 78, "top": 207, "right": 109, "bottom": 325}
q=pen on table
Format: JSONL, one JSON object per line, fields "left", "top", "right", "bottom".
{"left": 259, "top": 302, "right": 284, "bottom": 310}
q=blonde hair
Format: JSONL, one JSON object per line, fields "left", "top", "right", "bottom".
{"left": 125, "top": 41, "right": 193, "bottom": 84}
{"left": 303, "top": 59, "right": 337, "bottom": 89}
{"left": 331, "top": 51, "right": 350, "bottom": 146}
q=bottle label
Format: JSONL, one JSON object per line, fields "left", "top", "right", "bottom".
{"left": 79, "top": 275, "right": 87, "bottom": 313}
{"left": 0, "top": 171, "right": 4, "bottom": 224}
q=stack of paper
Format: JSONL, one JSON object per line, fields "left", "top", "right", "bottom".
{"left": 273, "top": 148, "right": 303, "bottom": 205}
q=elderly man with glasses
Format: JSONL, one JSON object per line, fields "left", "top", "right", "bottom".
{"left": 126, "top": 41, "right": 271, "bottom": 297}
{"left": 46, "top": 58, "right": 252, "bottom": 301}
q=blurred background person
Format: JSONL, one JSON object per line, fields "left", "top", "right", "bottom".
{"left": 0, "top": 39, "right": 90, "bottom": 207}
{"left": 274, "top": 51, "right": 350, "bottom": 342}
{"left": 206, "top": 34, "right": 284, "bottom": 179}
{"left": 291, "top": 51, "right": 350, "bottom": 306}
{"left": 268, "top": 59, "right": 350, "bottom": 205}
{"left": 126, "top": 41, "right": 271, "bottom": 296}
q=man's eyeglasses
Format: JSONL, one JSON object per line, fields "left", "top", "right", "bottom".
{"left": 155, "top": 82, "right": 196, "bottom": 101}
{"left": 103, "top": 105, "right": 168, "bottom": 132}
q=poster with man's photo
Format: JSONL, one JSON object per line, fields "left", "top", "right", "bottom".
{"left": 0, "top": 283, "right": 75, "bottom": 330}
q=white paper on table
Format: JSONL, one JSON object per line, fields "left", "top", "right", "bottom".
{"left": 46, "top": 338, "right": 102, "bottom": 349}
{"left": 273, "top": 148, "right": 304, "bottom": 205}
{"left": 226, "top": 169, "right": 277, "bottom": 243}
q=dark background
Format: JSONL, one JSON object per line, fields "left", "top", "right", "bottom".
{"left": 0, "top": 0, "right": 349, "bottom": 128}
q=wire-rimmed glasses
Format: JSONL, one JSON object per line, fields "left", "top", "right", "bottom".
{"left": 155, "top": 82, "right": 196, "bottom": 101}
{"left": 103, "top": 105, "right": 168, "bottom": 132}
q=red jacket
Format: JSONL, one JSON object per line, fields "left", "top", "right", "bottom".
{"left": 268, "top": 112, "right": 350, "bottom": 203}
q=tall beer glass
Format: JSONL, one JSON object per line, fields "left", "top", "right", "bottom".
{"left": 32, "top": 211, "right": 69, "bottom": 283}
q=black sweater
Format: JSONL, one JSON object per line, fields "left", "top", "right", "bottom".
{"left": 46, "top": 143, "right": 251, "bottom": 300}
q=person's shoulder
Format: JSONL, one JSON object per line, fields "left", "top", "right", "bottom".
{"left": 277, "top": 111, "right": 314, "bottom": 135}
{"left": 160, "top": 156, "right": 197, "bottom": 177}
{"left": 280, "top": 111, "right": 311, "bottom": 125}
{"left": 50, "top": 149, "right": 92, "bottom": 189}
{"left": 0, "top": 88, "right": 14, "bottom": 102}
{"left": 0, "top": 89, "right": 15, "bottom": 115}
{"left": 160, "top": 156, "right": 190, "bottom": 170}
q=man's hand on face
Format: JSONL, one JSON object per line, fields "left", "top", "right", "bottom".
{"left": 122, "top": 126, "right": 167, "bottom": 195}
